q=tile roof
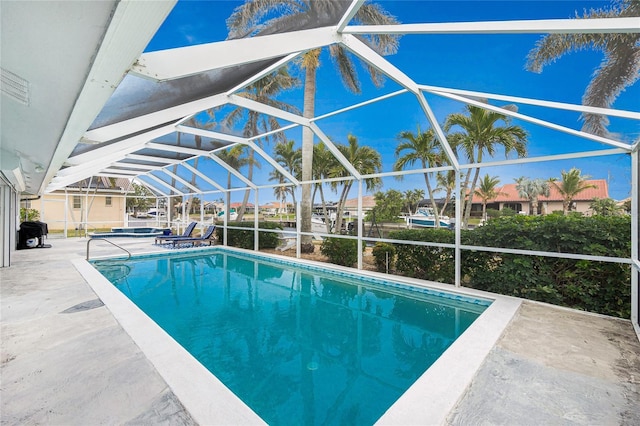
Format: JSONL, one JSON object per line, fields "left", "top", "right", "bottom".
{"left": 343, "top": 195, "right": 376, "bottom": 209}
{"left": 490, "top": 179, "right": 609, "bottom": 203}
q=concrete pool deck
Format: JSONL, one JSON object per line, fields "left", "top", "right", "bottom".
{"left": 1, "top": 237, "right": 639, "bottom": 425}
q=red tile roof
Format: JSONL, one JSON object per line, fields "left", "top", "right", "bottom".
{"left": 490, "top": 179, "right": 608, "bottom": 203}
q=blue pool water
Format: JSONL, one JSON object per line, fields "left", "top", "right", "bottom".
{"left": 92, "top": 249, "right": 490, "bottom": 425}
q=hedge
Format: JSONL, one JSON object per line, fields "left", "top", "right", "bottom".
{"left": 388, "top": 215, "right": 632, "bottom": 318}
{"left": 215, "top": 221, "right": 282, "bottom": 249}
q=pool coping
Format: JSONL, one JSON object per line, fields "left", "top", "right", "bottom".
{"left": 73, "top": 246, "right": 521, "bottom": 425}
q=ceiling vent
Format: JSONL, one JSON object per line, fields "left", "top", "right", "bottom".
{"left": 1, "top": 67, "right": 30, "bottom": 106}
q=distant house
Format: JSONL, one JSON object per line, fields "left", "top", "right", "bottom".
{"left": 342, "top": 195, "right": 376, "bottom": 218}
{"left": 23, "top": 177, "right": 132, "bottom": 231}
{"left": 230, "top": 202, "right": 255, "bottom": 214}
{"left": 260, "top": 201, "right": 292, "bottom": 215}
{"left": 478, "top": 179, "right": 609, "bottom": 216}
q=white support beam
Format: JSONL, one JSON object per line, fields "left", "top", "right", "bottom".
{"left": 48, "top": 129, "right": 177, "bottom": 189}
{"left": 135, "top": 178, "right": 168, "bottom": 197}
{"left": 631, "top": 150, "right": 639, "bottom": 335}
{"left": 181, "top": 163, "right": 226, "bottom": 192}
{"left": 434, "top": 92, "right": 631, "bottom": 151}
{"left": 226, "top": 53, "right": 301, "bottom": 95}
{"left": 419, "top": 84, "right": 640, "bottom": 121}
{"left": 69, "top": 124, "right": 176, "bottom": 166}
{"left": 145, "top": 173, "right": 184, "bottom": 195}
{"left": 312, "top": 89, "right": 409, "bottom": 122}
{"left": 111, "top": 162, "right": 163, "bottom": 171}
{"left": 227, "top": 94, "right": 309, "bottom": 126}
{"left": 131, "top": 27, "right": 339, "bottom": 81}
{"left": 343, "top": 17, "right": 640, "bottom": 35}
{"left": 247, "top": 123, "right": 300, "bottom": 142}
{"left": 125, "top": 154, "right": 183, "bottom": 164}
{"left": 415, "top": 91, "right": 460, "bottom": 170}
{"left": 40, "top": 0, "right": 177, "bottom": 194}
{"left": 245, "top": 140, "right": 299, "bottom": 185}
{"left": 83, "top": 93, "right": 227, "bottom": 143}
{"left": 207, "top": 153, "right": 256, "bottom": 189}
{"left": 175, "top": 125, "right": 247, "bottom": 145}
{"left": 101, "top": 168, "right": 140, "bottom": 176}
{"left": 340, "top": 34, "right": 420, "bottom": 94}
{"left": 96, "top": 173, "right": 138, "bottom": 179}
{"left": 434, "top": 91, "right": 633, "bottom": 151}
{"left": 145, "top": 142, "right": 211, "bottom": 157}
{"left": 309, "top": 122, "right": 362, "bottom": 180}
{"left": 336, "top": 0, "right": 365, "bottom": 32}
{"left": 457, "top": 148, "right": 627, "bottom": 170}
{"left": 158, "top": 169, "right": 200, "bottom": 194}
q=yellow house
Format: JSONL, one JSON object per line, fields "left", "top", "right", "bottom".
{"left": 23, "top": 178, "right": 132, "bottom": 233}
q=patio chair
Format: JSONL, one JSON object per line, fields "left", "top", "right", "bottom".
{"left": 155, "top": 222, "right": 197, "bottom": 245}
{"left": 170, "top": 225, "right": 216, "bottom": 248}
{"left": 276, "top": 237, "right": 297, "bottom": 252}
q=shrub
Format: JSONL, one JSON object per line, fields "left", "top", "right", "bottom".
{"left": 216, "top": 221, "right": 282, "bottom": 249}
{"left": 464, "top": 215, "right": 631, "bottom": 318}
{"left": 320, "top": 237, "right": 361, "bottom": 267}
{"left": 372, "top": 242, "right": 396, "bottom": 273}
{"left": 385, "top": 215, "right": 631, "bottom": 318}
{"left": 20, "top": 208, "right": 40, "bottom": 222}
{"left": 389, "top": 228, "right": 456, "bottom": 283}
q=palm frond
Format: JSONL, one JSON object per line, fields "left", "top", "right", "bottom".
{"left": 329, "top": 44, "right": 360, "bottom": 93}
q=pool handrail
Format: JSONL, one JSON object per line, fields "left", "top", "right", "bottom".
{"left": 86, "top": 238, "right": 132, "bottom": 261}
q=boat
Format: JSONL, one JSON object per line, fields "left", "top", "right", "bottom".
{"left": 311, "top": 215, "right": 329, "bottom": 233}
{"left": 217, "top": 209, "right": 238, "bottom": 221}
{"left": 405, "top": 207, "right": 450, "bottom": 228}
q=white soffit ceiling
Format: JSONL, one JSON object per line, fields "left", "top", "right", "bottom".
{"left": 0, "top": 0, "right": 175, "bottom": 195}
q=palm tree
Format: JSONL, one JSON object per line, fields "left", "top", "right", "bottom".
{"left": 549, "top": 168, "right": 597, "bottom": 214}
{"left": 270, "top": 140, "right": 302, "bottom": 211}
{"left": 526, "top": 0, "right": 640, "bottom": 136}
{"left": 227, "top": 0, "right": 399, "bottom": 252}
{"left": 403, "top": 189, "right": 425, "bottom": 216}
{"left": 312, "top": 143, "right": 338, "bottom": 232}
{"left": 435, "top": 169, "right": 457, "bottom": 216}
{"left": 445, "top": 105, "right": 528, "bottom": 228}
{"left": 220, "top": 69, "right": 299, "bottom": 221}
{"left": 515, "top": 177, "right": 550, "bottom": 215}
{"left": 329, "top": 134, "right": 382, "bottom": 233}
{"left": 590, "top": 197, "right": 622, "bottom": 216}
{"left": 270, "top": 174, "right": 290, "bottom": 216}
{"left": 394, "top": 126, "right": 446, "bottom": 227}
{"left": 474, "top": 174, "right": 504, "bottom": 222}
{"left": 216, "top": 145, "right": 250, "bottom": 221}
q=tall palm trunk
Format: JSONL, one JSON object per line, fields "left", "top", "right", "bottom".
{"left": 318, "top": 185, "right": 331, "bottom": 233}
{"left": 423, "top": 170, "right": 440, "bottom": 227}
{"left": 463, "top": 149, "right": 483, "bottom": 228}
{"left": 459, "top": 168, "right": 473, "bottom": 226}
{"left": 300, "top": 59, "right": 318, "bottom": 251}
{"left": 237, "top": 149, "right": 253, "bottom": 221}
{"left": 335, "top": 182, "right": 353, "bottom": 234}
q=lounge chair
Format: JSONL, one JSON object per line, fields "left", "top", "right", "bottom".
{"left": 170, "top": 225, "right": 216, "bottom": 247}
{"left": 155, "top": 222, "right": 197, "bottom": 245}
{"left": 276, "top": 237, "right": 297, "bottom": 252}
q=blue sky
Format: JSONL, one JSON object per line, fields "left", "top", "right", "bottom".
{"left": 146, "top": 0, "right": 639, "bottom": 202}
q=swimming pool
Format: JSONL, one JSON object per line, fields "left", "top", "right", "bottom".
{"left": 90, "top": 248, "right": 494, "bottom": 425}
